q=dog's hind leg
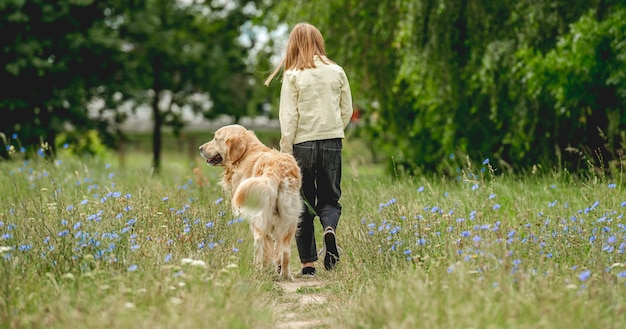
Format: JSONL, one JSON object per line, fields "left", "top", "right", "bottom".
{"left": 277, "top": 224, "right": 297, "bottom": 280}
{"left": 262, "top": 234, "right": 274, "bottom": 267}
{"left": 252, "top": 223, "right": 275, "bottom": 269}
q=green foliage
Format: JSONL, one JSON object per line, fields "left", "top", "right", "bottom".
{"left": 0, "top": 0, "right": 260, "bottom": 169}
{"left": 0, "top": 0, "right": 124, "bottom": 158}
{"left": 270, "top": 0, "right": 626, "bottom": 176}
{"left": 55, "top": 130, "right": 107, "bottom": 157}
{"left": 3, "top": 0, "right": 625, "bottom": 178}
{"left": 108, "top": 0, "right": 255, "bottom": 121}
{"left": 517, "top": 8, "right": 626, "bottom": 172}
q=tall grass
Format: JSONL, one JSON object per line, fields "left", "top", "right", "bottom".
{"left": 1, "top": 139, "right": 625, "bottom": 328}
{"left": 336, "top": 160, "right": 626, "bottom": 328}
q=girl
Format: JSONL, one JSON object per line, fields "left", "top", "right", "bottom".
{"left": 265, "top": 22, "right": 353, "bottom": 275}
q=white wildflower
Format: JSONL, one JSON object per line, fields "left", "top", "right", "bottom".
{"left": 170, "top": 297, "right": 183, "bottom": 305}
{"left": 190, "top": 260, "right": 206, "bottom": 268}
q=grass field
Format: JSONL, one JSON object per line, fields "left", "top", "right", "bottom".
{"left": 1, "top": 134, "right": 625, "bottom": 328}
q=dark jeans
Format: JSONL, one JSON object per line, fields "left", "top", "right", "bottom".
{"left": 293, "top": 138, "right": 343, "bottom": 263}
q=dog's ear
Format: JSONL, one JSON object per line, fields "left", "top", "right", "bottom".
{"left": 225, "top": 134, "right": 246, "bottom": 163}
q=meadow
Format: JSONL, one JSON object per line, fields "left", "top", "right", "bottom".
{"left": 1, "top": 133, "right": 625, "bottom": 329}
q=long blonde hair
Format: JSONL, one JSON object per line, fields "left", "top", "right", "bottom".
{"left": 264, "top": 22, "right": 330, "bottom": 86}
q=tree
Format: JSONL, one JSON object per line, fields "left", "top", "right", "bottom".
{"left": 517, "top": 8, "right": 626, "bottom": 172}
{"left": 268, "top": 0, "right": 625, "bottom": 176}
{"left": 0, "top": 0, "right": 126, "bottom": 159}
{"left": 89, "top": 0, "right": 257, "bottom": 172}
{"left": 1, "top": 0, "right": 258, "bottom": 173}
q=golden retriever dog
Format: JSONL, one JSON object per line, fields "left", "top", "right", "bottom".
{"left": 199, "top": 124, "right": 302, "bottom": 280}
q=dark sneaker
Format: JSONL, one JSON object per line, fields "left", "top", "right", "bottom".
{"left": 301, "top": 266, "right": 316, "bottom": 276}
{"left": 323, "top": 226, "right": 339, "bottom": 270}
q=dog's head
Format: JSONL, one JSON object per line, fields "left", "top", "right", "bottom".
{"left": 199, "top": 124, "right": 250, "bottom": 166}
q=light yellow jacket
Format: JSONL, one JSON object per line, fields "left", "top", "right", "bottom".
{"left": 278, "top": 56, "right": 353, "bottom": 154}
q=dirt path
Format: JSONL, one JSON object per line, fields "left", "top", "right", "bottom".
{"left": 274, "top": 277, "right": 330, "bottom": 329}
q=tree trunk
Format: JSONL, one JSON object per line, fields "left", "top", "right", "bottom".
{"left": 451, "top": 0, "right": 469, "bottom": 68}
{"left": 422, "top": 0, "right": 434, "bottom": 47}
{"left": 152, "top": 56, "right": 163, "bottom": 174}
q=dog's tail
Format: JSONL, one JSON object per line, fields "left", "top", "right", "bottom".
{"left": 232, "top": 176, "right": 278, "bottom": 211}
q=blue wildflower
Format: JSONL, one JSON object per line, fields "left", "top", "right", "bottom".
{"left": 578, "top": 270, "right": 591, "bottom": 282}
{"left": 19, "top": 244, "right": 32, "bottom": 251}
